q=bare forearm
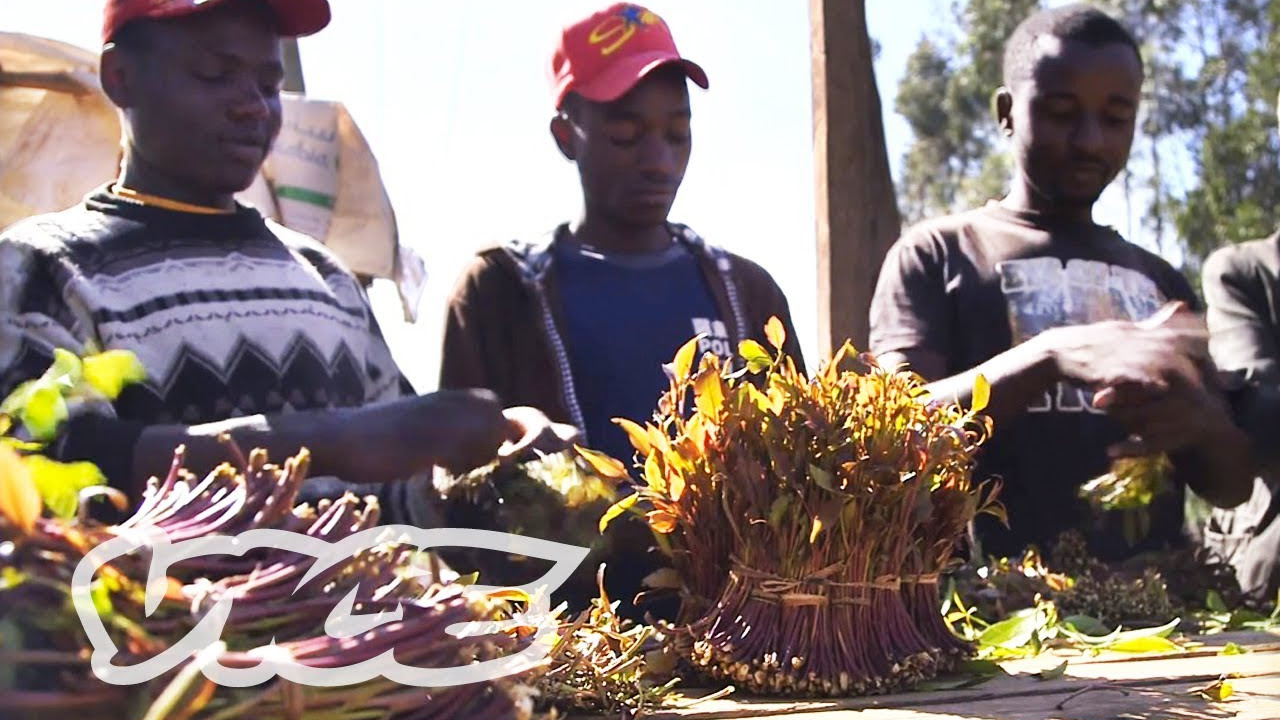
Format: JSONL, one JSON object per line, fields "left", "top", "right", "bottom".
{"left": 1173, "top": 398, "right": 1254, "bottom": 508}
{"left": 889, "top": 335, "right": 1060, "bottom": 423}
{"left": 128, "top": 392, "right": 512, "bottom": 498}
{"left": 132, "top": 408, "right": 356, "bottom": 493}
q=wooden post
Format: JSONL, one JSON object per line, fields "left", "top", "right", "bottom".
{"left": 809, "top": 0, "right": 902, "bottom": 357}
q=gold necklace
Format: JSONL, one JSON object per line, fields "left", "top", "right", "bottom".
{"left": 112, "top": 184, "right": 233, "bottom": 215}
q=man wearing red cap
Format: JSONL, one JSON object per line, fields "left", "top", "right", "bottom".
{"left": 0, "top": 0, "right": 570, "bottom": 524}
{"left": 439, "top": 3, "right": 804, "bottom": 616}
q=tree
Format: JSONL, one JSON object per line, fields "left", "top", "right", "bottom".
{"left": 1100, "top": 0, "right": 1280, "bottom": 266}
{"left": 894, "top": 0, "right": 1040, "bottom": 224}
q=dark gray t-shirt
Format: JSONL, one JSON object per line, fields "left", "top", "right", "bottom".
{"left": 870, "top": 203, "right": 1197, "bottom": 560}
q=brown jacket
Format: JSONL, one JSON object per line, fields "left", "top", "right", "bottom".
{"left": 439, "top": 223, "right": 806, "bottom": 437}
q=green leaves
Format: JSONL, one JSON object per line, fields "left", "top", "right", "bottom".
{"left": 2, "top": 381, "right": 68, "bottom": 442}
{"left": 1062, "top": 615, "right": 1112, "bottom": 637}
{"left": 809, "top": 464, "right": 836, "bottom": 493}
{"left": 83, "top": 350, "right": 146, "bottom": 400}
{"left": 911, "top": 659, "right": 1005, "bottom": 691}
{"left": 768, "top": 495, "right": 791, "bottom": 528}
{"left": 738, "top": 340, "right": 773, "bottom": 374}
{"left": 1075, "top": 617, "right": 1181, "bottom": 654}
{"left": 967, "top": 599, "right": 1186, "bottom": 660}
{"left": 0, "top": 348, "right": 143, "bottom": 528}
{"left": 1036, "top": 660, "right": 1068, "bottom": 680}
{"left": 1, "top": 348, "right": 147, "bottom": 442}
{"left": 978, "top": 610, "right": 1039, "bottom": 650}
{"left": 24, "top": 456, "right": 105, "bottom": 519}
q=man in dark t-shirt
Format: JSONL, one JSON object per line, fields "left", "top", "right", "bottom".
{"left": 869, "top": 5, "right": 1252, "bottom": 560}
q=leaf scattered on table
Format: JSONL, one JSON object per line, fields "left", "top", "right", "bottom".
{"left": 1189, "top": 677, "right": 1234, "bottom": 702}
{"left": 1036, "top": 660, "right": 1068, "bottom": 680}
{"left": 1107, "top": 635, "right": 1181, "bottom": 654}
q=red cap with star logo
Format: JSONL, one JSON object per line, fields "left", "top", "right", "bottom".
{"left": 102, "top": 0, "right": 332, "bottom": 44}
{"left": 550, "top": 3, "right": 708, "bottom": 109}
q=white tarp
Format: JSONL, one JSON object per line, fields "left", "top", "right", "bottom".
{"left": 0, "top": 32, "right": 424, "bottom": 321}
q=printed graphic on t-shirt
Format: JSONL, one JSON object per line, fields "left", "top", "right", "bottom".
{"left": 997, "top": 258, "right": 1166, "bottom": 414}
{"left": 692, "top": 317, "right": 733, "bottom": 359}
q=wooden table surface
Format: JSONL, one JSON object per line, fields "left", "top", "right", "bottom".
{"left": 626, "top": 629, "right": 1280, "bottom": 720}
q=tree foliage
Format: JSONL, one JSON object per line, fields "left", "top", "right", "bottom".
{"left": 894, "top": 0, "right": 1280, "bottom": 268}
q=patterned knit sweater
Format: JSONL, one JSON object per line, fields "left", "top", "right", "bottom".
{"left": 0, "top": 187, "right": 409, "bottom": 490}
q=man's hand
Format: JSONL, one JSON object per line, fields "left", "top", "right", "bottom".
{"left": 1040, "top": 301, "right": 1208, "bottom": 393}
{"left": 497, "top": 406, "right": 580, "bottom": 464}
{"left": 345, "top": 393, "right": 579, "bottom": 479}
{"left": 1093, "top": 377, "right": 1227, "bottom": 458}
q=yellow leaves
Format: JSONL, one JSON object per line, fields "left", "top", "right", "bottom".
{"left": 764, "top": 316, "right": 787, "bottom": 351}
{"left": 669, "top": 471, "right": 686, "bottom": 503}
{"left": 646, "top": 425, "right": 669, "bottom": 456}
{"left": 672, "top": 335, "right": 702, "bottom": 385}
{"left": 599, "top": 493, "right": 640, "bottom": 533}
{"left": 809, "top": 513, "right": 824, "bottom": 544}
{"left": 164, "top": 577, "right": 188, "bottom": 602}
{"left": 643, "top": 452, "right": 667, "bottom": 494}
{"left": 1190, "top": 676, "right": 1235, "bottom": 702}
{"left": 971, "top": 373, "right": 991, "bottom": 414}
{"left": 683, "top": 413, "right": 709, "bottom": 456}
{"left": 766, "top": 386, "right": 787, "bottom": 415}
{"left": 484, "top": 587, "right": 533, "bottom": 604}
{"left": 647, "top": 509, "right": 678, "bottom": 534}
{"left": 574, "top": 445, "right": 629, "bottom": 480}
{"left": 693, "top": 368, "right": 725, "bottom": 418}
{"left": 614, "top": 418, "right": 652, "bottom": 457}
{"left": 744, "top": 383, "right": 771, "bottom": 412}
{"left": 0, "top": 442, "right": 41, "bottom": 534}
{"left": 823, "top": 341, "right": 855, "bottom": 383}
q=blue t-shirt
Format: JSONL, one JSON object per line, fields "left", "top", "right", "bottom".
{"left": 555, "top": 239, "right": 728, "bottom": 465}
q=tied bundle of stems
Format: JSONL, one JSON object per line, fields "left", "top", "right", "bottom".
{"left": 0, "top": 439, "right": 539, "bottom": 720}
{"left": 600, "top": 318, "right": 1001, "bottom": 696}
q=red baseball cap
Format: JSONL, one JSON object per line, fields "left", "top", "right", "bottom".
{"left": 102, "top": 0, "right": 332, "bottom": 44}
{"left": 551, "top": 3, "right": 708, "bottom": 109}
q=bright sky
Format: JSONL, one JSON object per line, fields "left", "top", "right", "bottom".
{"left": 6, "top": 0, "right": 1126, "bottom": 391}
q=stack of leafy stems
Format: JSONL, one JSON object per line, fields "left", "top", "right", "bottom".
{"left": 604, "top": 319, "right": 998, "bottom": 697}
{"left": 3, "top": 439, "right": 534, "bottom": 720}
